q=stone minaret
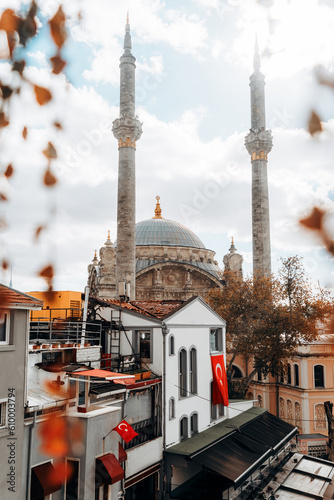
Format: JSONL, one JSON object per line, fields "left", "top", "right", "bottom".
{"left": 112, "top": 15, "right": 142, "bottom": 299}
{"left": 245, "top": 38, "right": 273, "bottom": 276}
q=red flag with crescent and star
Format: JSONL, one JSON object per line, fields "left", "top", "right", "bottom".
{"left": 113, "top": 420, "right": 139, "bottom": 443}
{"left": 211, "top": 354, "right": 229, "bottom": 406}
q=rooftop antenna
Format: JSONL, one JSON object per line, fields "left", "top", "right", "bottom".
{"left": 9, "top": 266, "right": 13, "bottom": 288}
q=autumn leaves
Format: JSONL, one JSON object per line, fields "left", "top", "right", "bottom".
{"left": 0, "top": 2, "right": 68, "bottom": 292}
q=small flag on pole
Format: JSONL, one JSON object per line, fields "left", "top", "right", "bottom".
{"left": 113, "top": 420, "right": 139, "bottom": 443}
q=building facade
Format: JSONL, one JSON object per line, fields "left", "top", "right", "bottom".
{"left": 88, "top": 198, "right": 225, "bottom": 301}
{"left": 233, "top": 333, "right": 334, "bottom": 457}
{"left": 0, "top": 285, "right": 42, "bottom": 500}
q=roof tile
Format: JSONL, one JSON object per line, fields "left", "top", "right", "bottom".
{"left": 93, "top": 297, "right": 184, "bottom": 319}
{"left": 0, "top": 284, "right": 43, "bottom": 308}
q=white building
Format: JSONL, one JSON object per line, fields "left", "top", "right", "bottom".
{"left": 15, "top": 291, "right": 299, "bottom": 500}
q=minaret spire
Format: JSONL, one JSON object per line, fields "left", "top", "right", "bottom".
{"left": 124, "top": 12, "right": 132, "bottom": 51}
{"left": 112, "top": 16, "right": 143, "bottom": 299}
{"left": 253, "top": 35, "right": 261, "bottom": 71}
{"left": 245, "top": 39, "right": 273, "bottom": 277}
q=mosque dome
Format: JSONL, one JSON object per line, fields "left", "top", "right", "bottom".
{"left": 89, "top": 196, "right": 223, "bottom": 302}
{"left": 135, "top": 195, "right": 205, "bottom": 249}
{"left": 135, "top": 218, "right": 206, "bottom": 249}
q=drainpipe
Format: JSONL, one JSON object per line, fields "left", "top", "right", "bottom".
{"left": 161, "top": 322, "right": 169, "bottom": 498}
{"left": 26, "top": 411, "right": 36, "bottom": 500}
{"left": 276, "top": 375, "right": 279, "bottom": 417}
{"left": 81, "top": 285, "right": 90, "bottom": 345}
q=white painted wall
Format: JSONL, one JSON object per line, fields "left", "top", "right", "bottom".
{"left": 164, "top": 299, "right": 227, "bottom": 448}
{"left": 126, "top": 437, "right": 163, "bottom": 477}
{"left": 228, "top": 400, "right": 254, "bottom": 419}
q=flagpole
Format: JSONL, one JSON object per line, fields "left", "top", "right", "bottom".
{"left": 102, "top": 428, "right": 114, "bottom": 455}
{"left": 102, "top": 414, "right": 128, "bottom": 453}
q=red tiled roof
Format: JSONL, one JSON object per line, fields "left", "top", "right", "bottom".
{"left": 95, "top": 297, "right": 184, "bottom": 319}
{"left": 100, "top": 299, "right": 155, "bottom": 317}
{"left": 131, "top": 300, "right": 184, "bottom": 318}
{"left": 0, "top": 284, "right": 43, "bottom": 308}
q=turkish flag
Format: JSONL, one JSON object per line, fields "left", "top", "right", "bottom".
{"left": 211, "top": 354, "right": 229, "bottom": 406}
{"left": 113, "top": 420, "right": 139, "bottom": 443}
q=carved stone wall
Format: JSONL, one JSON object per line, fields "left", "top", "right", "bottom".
{"left": 88, "top": 239, "right": 223, "bottom": 301}
{"left": 136, "top": 263, "right": 221, "bottom": 301}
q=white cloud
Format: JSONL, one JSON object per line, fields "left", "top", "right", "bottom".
{"left": 2, "top": 0, "right": 334, "bottom": 293}
{"left": 26, "top": 50, "right": 48, "bottom": 68}
{"left": 226, "top": 0, "right": 334, "bottom": 79}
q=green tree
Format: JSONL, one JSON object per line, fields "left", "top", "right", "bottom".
{"left": 207, "top": 256, "right": 332, "bottom": 397}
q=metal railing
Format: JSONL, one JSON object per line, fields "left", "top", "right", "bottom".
{"left": 124, "top": 416, "right": 160, "bottom": 450}
{"left": 29, "top": 320, "right": 102, "bottom": 346}
{"left": 100, "top": 353, "right": 141, "bottom": 372}
{"left": 30, "top": 307, "right": 83, "bottom": 321}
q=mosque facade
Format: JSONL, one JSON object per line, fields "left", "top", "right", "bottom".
{"left": 88, "top": 195, "right": 234, "bottom": 301}
{"left": 87, "top": 18, "right": 270, "bottom": 302}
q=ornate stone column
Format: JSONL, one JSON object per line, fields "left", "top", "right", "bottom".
{"left": 245, "top": 38, "right": 273, "bottom": 276}
{"left": 112, "top": 15, "right": 142, "bottom": 299}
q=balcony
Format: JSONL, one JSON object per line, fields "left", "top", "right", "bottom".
{"left": 124, "top": 417, "right": 161, "bottom": 450}
{"left": 101, "top": 353, "right": 142, "bottom": 373}
{"left": 29, "top": 319, "right": 102, "bottom": 346}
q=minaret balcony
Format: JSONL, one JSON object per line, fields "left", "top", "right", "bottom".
{"left": 112, "top": 116, "right": 143, "bottom": 145}
{"left": 245, "top": 129, "right": 273, "bottom": 158}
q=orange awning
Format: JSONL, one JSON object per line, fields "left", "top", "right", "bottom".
{"left": 72, "top": 369, "right": 134, "bottom": 381}
{"left": 113, "top": 377, "right": 135, "bottom": 386}
{"left": 31, "top": 462, "right": 62, "bottom": 499}
{"left": 96, "top": 454, "right": 124, "bottom": 486}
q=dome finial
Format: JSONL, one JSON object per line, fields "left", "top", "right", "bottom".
{"left": 229, "top": 236, "right": 236, "bottom": 253}
{"left": 104, "top": 230, "right": 112, "bottom": 246}
{"left": 152, "top": 195, "right": 163, "bottom": 219}
{"left": 92, "top": 249, "right": 98, "bottom": 264}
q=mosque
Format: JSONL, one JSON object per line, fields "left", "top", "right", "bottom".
{"left": 87, "top": 19, "right": 271, "bottom": 301}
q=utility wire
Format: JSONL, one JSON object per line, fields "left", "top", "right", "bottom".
{"left": 169, "top": 381, "right": 329, "bottom": 423}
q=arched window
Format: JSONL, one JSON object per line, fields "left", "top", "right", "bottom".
{"left": 169, "top": 335, "right": 175, "bottom": 356}
{"left": 314, "top": 365, "right": 324, "bottom": 388}
{"left": 246, "top": 391, "right": 254, "bottom": 400}
{"left": 190, "top": 413, "right": 198, "bottom": 435}
{"left": 169, "top": 397, "right": 175, "bottom": 420}
{"left": 180, "top": 416, "right": 188, "bottom": 441}
{"left": 287, "top": 364, "right": 292, "bottom": 385}
{"left": 179, "top": 349, "right": 187, "bottom": 397}
{"left": 294, "top": 364, "right": 299, "bottom": 387}
{"left": 279, "top": 397, "right": 285, "bottom": 419}
{"left": 287, "top": 399, "right": 293, "bottom": 422}
{"left": 257, "top": 395, "right": 263, "bottom": 408}
{"left": 232, "top": 365, "right": 243, "bottom": 379}
{"left": 190, "top": 348, "right": 197, "bottom": 394}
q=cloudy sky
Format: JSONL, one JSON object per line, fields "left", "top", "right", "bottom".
{"left": 1, "top": 0, "right": 334, "bottom": 293}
